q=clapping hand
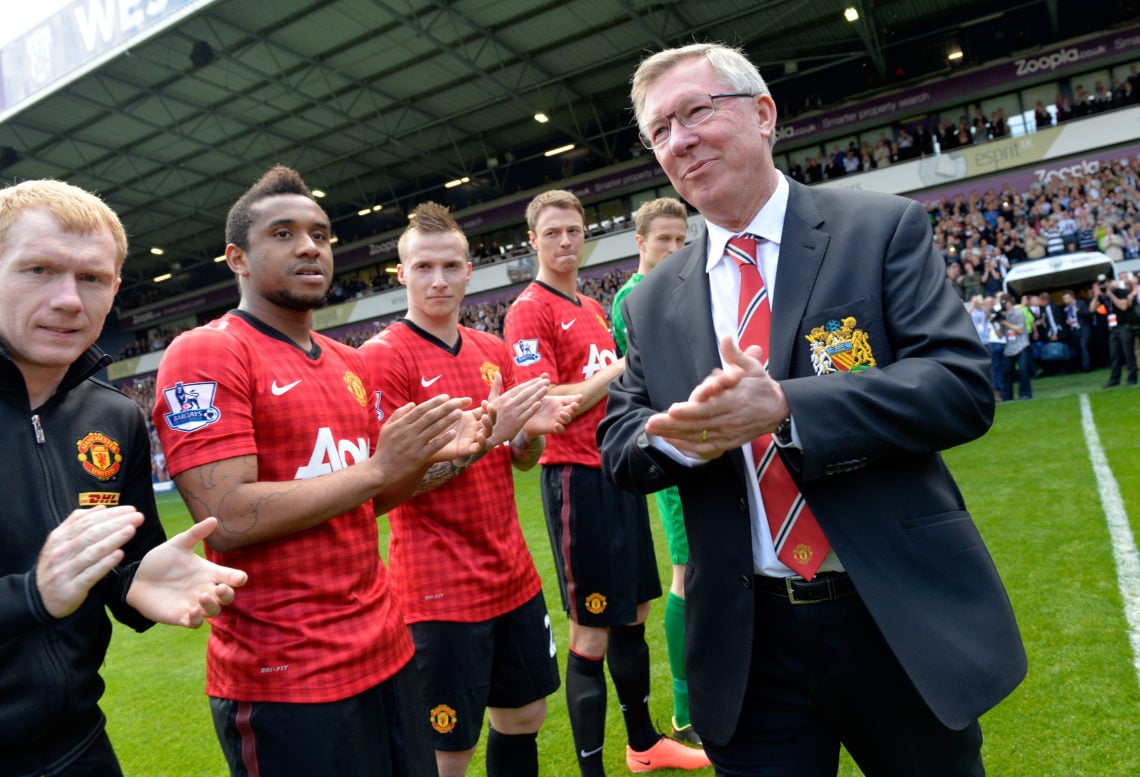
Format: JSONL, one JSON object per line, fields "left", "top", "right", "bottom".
{"left": 128, "top": 517, "right": 248, "bottom": 628}
{"left": 645, "top": 335, "right": 789, "bottom": 459}
{"left": 37, "top": 505, "right": 146, "bottom": 619}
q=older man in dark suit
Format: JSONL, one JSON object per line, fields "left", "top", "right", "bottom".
{"left": 598, "top": 43, "right": 1025, "bottom": 777}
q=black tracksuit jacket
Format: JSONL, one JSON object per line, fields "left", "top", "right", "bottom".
{"left": 0, "top": 345, "right": 165, "bottom": 776}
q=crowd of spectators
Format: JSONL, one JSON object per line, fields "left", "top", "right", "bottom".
{"left": 117, "top": 324, "right": 196, "bottom": 359}
{"left": 326, "top": 271, "right": 393, "bottom": 303}
{"left": 934, "top": 154, "right": 1140, "bottom": 300}
{"left": 116, "top": 376, "right": 170, "bottom": 484}
{"left": 784, "top": 65, "right": 1140, "bottom": 183}
{"left": 934, "top": 153, "right": 1140, "bottom": 397}
{"left": 1055, "top": 68, "right": 1140, "bottom": 122}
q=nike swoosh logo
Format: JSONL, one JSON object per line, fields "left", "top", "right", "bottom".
{"left": 579, "top": 746, "right": 604, "bottom": 758}
{"left": 421, "top": 375, "right": 443, "bottom": 387}
{"left": 271, "top": 379, "right": 302, "bottom": 395}
{"left": 561, "top": 319, "right": 577, "bottom": 330}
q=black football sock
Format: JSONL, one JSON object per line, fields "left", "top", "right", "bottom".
{"left": 566, "top": 649, "right": 607, "bottom": 777}
{"left": 485, "top": 725, "right": 538, "bottom": 777}
{"left": 607, "top": 623, "right": 659, "bottom": 752}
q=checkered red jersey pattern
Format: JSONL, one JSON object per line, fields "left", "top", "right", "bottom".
{"left": 359, "top": 320, "right": 543, "bottom": 623}
{"left": 502, "top": 282, "right": 619, "bottom": 467}
{"left": 154, "top": 312, "right": 413, "bottom": 703}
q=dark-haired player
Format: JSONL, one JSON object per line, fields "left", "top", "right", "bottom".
{"left": 502, "top": 189, "right": 709, "bottom": 775}
{"left": 155, "top": 165, "right": 480, "bottom": 776}
{"left": 360, "top": 202, "right": 577, "bottom": 777}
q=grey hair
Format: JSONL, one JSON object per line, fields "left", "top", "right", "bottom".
{"left": 631, "top": 43, "right": 774, "bottom": 148}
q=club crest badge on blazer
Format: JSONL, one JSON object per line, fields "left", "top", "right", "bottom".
{"left": 805, "top": 316, "right": 877, "bottom": 375}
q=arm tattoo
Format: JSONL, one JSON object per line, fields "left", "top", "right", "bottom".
{"left": 510, "top": 433, "right": 543, "bottom": 468}
{"left": 175, "top": 455, "right": 298, "bottom": 538}
{"left": 414, "top": 451, "right": 486, "bottom": 495}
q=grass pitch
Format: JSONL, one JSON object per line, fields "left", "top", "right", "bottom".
{"left": 102, "top": 367, "right": 1140, "bottom": 775}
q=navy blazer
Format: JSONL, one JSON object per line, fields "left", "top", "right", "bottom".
{"left": 598, "top": 177, "right": 1026, "bottom": 746}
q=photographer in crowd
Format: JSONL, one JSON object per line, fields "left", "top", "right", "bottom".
{"left": 992, "top": 293, "right": 1034, "bottom": 401}
{"left": 1094, "top": 273, "right": 1139, "bottom": 388}
{"left": 979, "top": 296, "right": 1008, "bottom": 399}
{"left": 1061, "top": 290, "right": 1092, "bottom": 373}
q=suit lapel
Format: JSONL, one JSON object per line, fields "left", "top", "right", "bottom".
{"left": 769, "top": 179, "right": 830, "bottom": 380}
{"left": 671, "top": 231, "right": 722, "bottom": 381}
{"left": 669, "top": 229, "right": 748, "bottom": 478}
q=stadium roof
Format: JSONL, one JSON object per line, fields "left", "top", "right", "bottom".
{"left": 0, "top": 0, "right": 1131, "bottom": 301}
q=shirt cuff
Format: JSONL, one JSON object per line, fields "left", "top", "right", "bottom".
{"left": 646, "top": 434, "right": 707, "bottom": 467}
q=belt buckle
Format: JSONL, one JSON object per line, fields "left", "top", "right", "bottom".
{"left": 784, "top": 576, "right": 807, "bottom": 605}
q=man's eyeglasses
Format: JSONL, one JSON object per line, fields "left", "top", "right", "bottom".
{"left": 639, "top": 93, "right": 755, "bottom": 150}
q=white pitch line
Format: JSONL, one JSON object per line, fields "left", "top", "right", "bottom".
{"left": 1080, "top": 393, "right": 1140, "bottom": 685}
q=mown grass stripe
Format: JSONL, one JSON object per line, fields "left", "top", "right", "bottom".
{"left": 1080, "top": 392, "right": 1140, "bottom": 686}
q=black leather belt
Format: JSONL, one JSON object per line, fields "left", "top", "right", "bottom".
{"left": 754, "top": 572, "right": 857, "bottom": 605}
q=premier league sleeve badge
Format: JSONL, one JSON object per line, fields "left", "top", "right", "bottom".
{"left": 160, "top": 381, "right": 221, "bottom": 432}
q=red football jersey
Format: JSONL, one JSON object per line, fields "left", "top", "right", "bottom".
{"left": 359, "top": 320, "right": 543, "bottom": 623}
{"left": 502, "top": 281, "right": 619, "bottom": 467}
{"left": 154, "top": 311, "right": 413, "bottom": 703}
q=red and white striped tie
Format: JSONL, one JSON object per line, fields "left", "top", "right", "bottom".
{"left": 727, "top": 234, "right": 829, "bottom": 579}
